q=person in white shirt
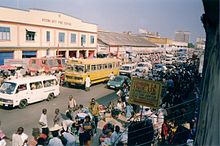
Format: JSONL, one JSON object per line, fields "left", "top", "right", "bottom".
{"left": 68, "top": 95, "right": 77, "bottom": 112}
{"left": 48, "top": 125, "right": 63, "bottom": 146}
{"left": 39, "top": 108, "right": 49, "bottom": 136}
{"left": 85, "top": 75, "right": 91, "bottom": 91}
{"left": 111, "top": 125, "right": 121, "bottom": 146}
{"left": 12, "top": 127, "right": 28, "bottom": 146}
{"left": 60, "top": 130, "right": 76, "bottom": 146}
{"left": 109, "top": 72, "right": 115, "bottom": 80}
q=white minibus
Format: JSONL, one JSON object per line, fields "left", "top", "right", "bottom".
{"left": 0, "top": 75, "right": 60, "bottom": 108}
{"left": 119, "top": 63, "right": 137, "bottom": 77}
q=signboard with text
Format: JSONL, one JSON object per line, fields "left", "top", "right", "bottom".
{"left": 128, "top": 77, "right": 162, "bottom": 108}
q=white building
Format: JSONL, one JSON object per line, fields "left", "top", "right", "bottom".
{"left": 0, "top": 7, "right": 97, "bottom": 64}
{"left": 195, "top": 37, "right": 205, "bottom": 49}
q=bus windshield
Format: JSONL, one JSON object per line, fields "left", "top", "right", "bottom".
{"left": 46, "top": 59, "right": 59, "bottom": 67}
{"left": 0, "top": 82, "right": 17, "bottom": 94}
{"left": 120, "top": 66, "right": 130, "bottom": 71}
{"left": 67, "top": 64, "right": 85, "bottom": 73}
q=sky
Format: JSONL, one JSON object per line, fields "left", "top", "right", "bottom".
{"left": 0, "top": 0, "right": 205, "bottom": 42}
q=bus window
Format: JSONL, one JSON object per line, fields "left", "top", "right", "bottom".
{"left": 86, "top": 65, "right": 90, "bottom": 72}
{"left": 30, "top": 81, "right": 43, "bottom": 90}
{"left": 74, "top": 65, "right": 84, "bottom": 73}
{"left": 91, "top": 65, "right": 96, "bottom": 71}
{"left": 103, "top": 64, "right": 108, "bottom": 69}
{"left": 108, "top": 63, "right": 113, "bottom": 69}
{"left": 113, "top": 63, "right": 115, "bottom": 68}
{"left": 17, "top": 84, "right": 27, "bottom": 92}
{"left": 97, "top": 64, "right": 102, "bottom": 70}
{"left": 57, "top": 59, "right": 61, "bottom": 65}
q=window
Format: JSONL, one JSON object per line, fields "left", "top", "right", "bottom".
{"left": 0, "top": 27, "right": 10, "bottom": 41}
{"left": 17, "top": 84, "right": 27, "bottom": 93}
{"left": 26, "top": 29, "right": 36, "bottom": 41}
{"left": 108, "top": 63, "right": 113, "bottom": 69}
{"left": 30, "top": 81, "right": 43, "bottom": 90}
{"left": 71, "top": 33, "right": 76, "bottom": 43}
{"left": 59, "top": 32, "right": 65, "bottom": 42}
{"left": 43, "top": 79, "right": 57, "bottom": 87}
{"left": 90, "top": 35, "right": 94, "bottom": 44}
{"left": 97, "top": 64, "right": 102, "bottom": 70}
{"left": 103, "top": 64, "right": 108, "bottom": 69}
{"left": 81, "top": 34, "right": 86, "bottom": 46}
{"left": 46, "top": 31, "right": 50, "bottom": 42}
{"left": 91, "top": 65, "right": 96, "bottom": 71}
{"left": 86, "top": 65, "right": 90, "bottom": 72}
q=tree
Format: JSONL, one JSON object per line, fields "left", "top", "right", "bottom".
{"left": 188, "top": 43, "right": 195, "bottom": 48}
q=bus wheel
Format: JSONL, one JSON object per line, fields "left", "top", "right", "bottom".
{"left": 18, "top": 99, "right": 28, "bottom": 109}
{"left": 47, "top": 93, "right": 54, "bottom": 101}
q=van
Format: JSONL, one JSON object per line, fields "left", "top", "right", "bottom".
{"left": 0, "top": 75, "right": 60, "bottom": 109}
{"left": 119, "top": 63, "right": 136, "bottom": 77}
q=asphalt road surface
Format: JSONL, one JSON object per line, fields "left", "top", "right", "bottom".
{"left": 0, "top": 83, "right": 118, "bottom": 145}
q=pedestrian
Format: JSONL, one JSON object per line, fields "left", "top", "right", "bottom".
{"left": 68, "top": 95, "right": 77, "bottom": 112}
{"left": 48, "top": 125, "right": 64, "bottom": 146}
{"left": 89, "top": 98, "right": 99, "bottom": 134}
{"left": 53, "top": 108, "right": 62, "bottom": 126}
{"left": 12, "top": 127, "right": 28, "bottom": 146}
{"left": 85, "top": 75, "right": 91, "bottom": 91}
{"left": 83, "top": 115, "right": 94, "bottom": 146}
{"left": 27, "top": 128, "right": 40, "bottom": 146}
{"left": 39, "top": 108, "right": 49, "bottom": 137}
{"left": 109, "top": 72, "right": 115, "bottom": 80}
{"left": 111, "top": 125, "right": 121, "bottom": 146}
{"left": 0, "top": 121, "right": 11, "bottom": 146}
{"left": 60, "top": 129, "right": 76, "bottom": 146}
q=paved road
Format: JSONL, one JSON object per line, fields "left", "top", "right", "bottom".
{"left": 0, "top": 83, "right": 118, "bottom": 145}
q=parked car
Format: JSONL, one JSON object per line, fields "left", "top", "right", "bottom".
{"left": 107, "top": 75, "right": 130, "bottom": 89}
{"left": 166, "top": 64, "right": 176, "bottom": 71}
{"left": 154, "top": 64, "right": 167, "bottom": 72}
{"left": 131, "top": 67, "right": 148, "bottom": 78}
{"left": 137, "top": 62, "right": 152, "bottom": 70}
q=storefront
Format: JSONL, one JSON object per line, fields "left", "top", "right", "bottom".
{"left": 0, "top": 51, "right": 14, "bottom": 65}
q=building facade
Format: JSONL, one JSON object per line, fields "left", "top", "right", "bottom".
{"left": 175, "top": 31, "right": 190, "bottom": 43}
{"left": 0, "top": 7, "right": 97, "bottom": 64}
{"left": 195, "top": 37, "right": 205, "bottom": 49}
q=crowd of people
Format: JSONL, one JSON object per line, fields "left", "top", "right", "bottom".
{"left": 0, "top": 52, "right": 202, "bottom": 146}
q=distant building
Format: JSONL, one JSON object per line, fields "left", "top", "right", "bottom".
{"left": 0, "top": 7, "right": 97, "bottom": 64}
{"left": 175, "top": 31, "right": 190, "bottom": 43}
{"left": 172, "top": 41, "right": 188, "bottom": 48}
{"left": 138, "top": 28, "right": 160, "bottom": 38}
{"left": 195, "top": 37, "right": 206, "bottom": 49}
{"left": 146, "top": 37, "right": 173, "bottom": 48}
{"left": 97, "top": 31, "right": 158, "bottom": 59}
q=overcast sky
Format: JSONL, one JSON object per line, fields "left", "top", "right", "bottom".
{"left": 0, "top": 0, "right": 205, "bottom": 42}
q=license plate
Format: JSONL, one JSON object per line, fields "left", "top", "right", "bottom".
{"left": 110, "top": 86, "right": 115, "bottom": 88}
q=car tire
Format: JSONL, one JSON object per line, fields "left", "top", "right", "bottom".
{"left": 47, "top": 93, "right": 54, "bottom": 101}
{"left": 18, "top": 99, "right": 28, "bottom": 109}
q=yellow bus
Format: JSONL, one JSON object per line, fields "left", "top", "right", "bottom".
{"left": 65, "top": 58, "right": 121, "bottom": 87}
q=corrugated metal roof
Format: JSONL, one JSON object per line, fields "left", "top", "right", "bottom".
{"left": 98, "top": 31, "right": 157, "bottom": 47}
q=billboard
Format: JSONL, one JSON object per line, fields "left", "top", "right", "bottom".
{"left": 128, "top": 77, "right": 162, "bottom": 108}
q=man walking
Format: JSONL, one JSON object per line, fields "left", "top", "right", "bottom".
{"left": 39, "top": 108, "right": 49, "bottom": 136}
{"left": 85, "top": 75, "right": 91, "bottom": 91}
{"left": 89, "top": 98, "right": 99, "bottom": 134}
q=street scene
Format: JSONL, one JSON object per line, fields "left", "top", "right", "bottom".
{"left": 0, "top": 0, "right": 218, "bottom": 146}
